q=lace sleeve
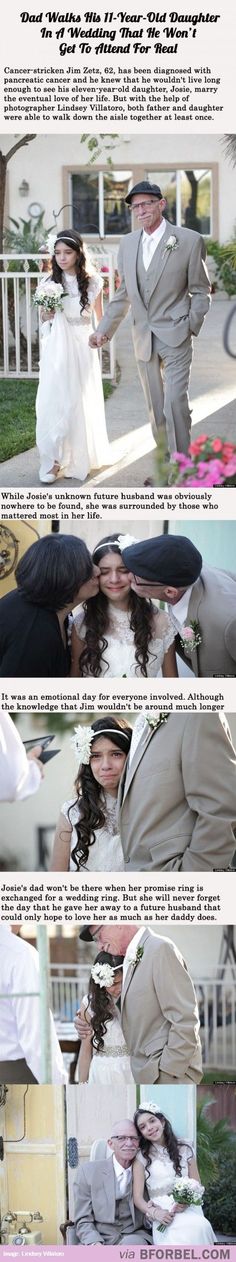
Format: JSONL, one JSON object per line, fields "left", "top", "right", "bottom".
{"left": 88, "top": 272, "right": 103, "bottom": 304}
{"left": 72, "top": 608, "right": 86, "bottom": 640}
{"left": 179, "top": 1142, "right": 195, "bottom": 1171}
{"left": 152, "top": 610, "right": 176, "bottom": 653}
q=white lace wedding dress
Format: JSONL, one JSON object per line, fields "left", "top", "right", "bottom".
{"left": 138, "top": 1144, "right": 215, "bottom": 1244}
{"left": 72, "top": 605, "right": 175, "bottom": 676}
{"left": 76, "top": 995, "right": 134, "bottom": 1084}
{"left": 36, "top": 272, "right": 110, "bottom": 481}
{"left": 61, "top": 791, "right": 124, "bottom": 871}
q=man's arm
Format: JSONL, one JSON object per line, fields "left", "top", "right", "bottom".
{"left": 153, "top": 941, "right": 201, "bottom": 1078}
{"left": 74, "top": 1166, "right": 103, "bottom": 1245}
{"left": 90, "top": 241, "right": 131, "bottom": 345}
{"left": 225, "top": 617, "right": 236, "bottom": 664}
{"left": 180, "top": 713, "right": 236, "bottom": 870}
{"left": 188, "top": 234, "right": 211, "bottom": 335}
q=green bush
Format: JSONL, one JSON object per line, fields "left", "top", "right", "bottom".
{"left": 203, "top": 1151, "right": 236, "bottom": 1235}
{"left": 206, "top": 238, "right": 236, "bottom": 295}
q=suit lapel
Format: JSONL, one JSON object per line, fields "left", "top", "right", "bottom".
{"left": 183, "top": 578, "right": 204, "bottom": 675}
{"left": 145, "top": 220, "right": 177, "bottom": 301}
{"left": 119, "top": 720, "right": 158, "bottom": 808}
{"left": 121, "top": 929, "right": 148, "bottom": 1012}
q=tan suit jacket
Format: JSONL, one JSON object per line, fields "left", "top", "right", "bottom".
{"left": 117, "top": 713, "right": 236, "bottom": 871}
{"left": 97, "top": 220, "right": 210, "bottom": 361}
{"left": 74, "top": 1156, "right": 145, "bottom": 1244}
{"left": 174, "top": 564, "right": 236, "bottom": 676}
{"left": 121, "top": 928, "right": 202, "bottom": 1084}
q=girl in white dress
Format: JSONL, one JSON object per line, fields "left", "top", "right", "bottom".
{"left": 133, "top": 1105, "right": 215, "bottom": 1245}
{"left": 71, "top": 534, "right": 178, "bottom": 677}
{"left": 50, "top": 716, "right": 132, "bottom": 872}
{"left": 36, "top": 229, "right": 110, "bottom": 483}
{"left": 73, "top": 951, "right": 134, "bottom": 1085}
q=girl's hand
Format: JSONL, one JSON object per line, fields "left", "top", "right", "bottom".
{"left": 41, "top": 310, "right": 55, "bottom": 322}
{"left": 146, "top": 1205, "right": 174, "bottom": 1224}
{"left": 173, "top": 1203, "right": 186, "bottom": 1214}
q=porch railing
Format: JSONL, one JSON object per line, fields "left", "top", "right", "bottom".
{"left": 0, "top": 252, "right": 116, "bottom": 381}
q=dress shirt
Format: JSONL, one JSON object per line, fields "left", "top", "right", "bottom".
{"left": 122, "top": 927, "right": 145, "bottom": 986}
{"left": 0, "top": 714, "right": 41, "bottom": 801}
{"left": 128, "top": 714, "right": 149, "bottom": 764}
{"left": 142, "top": 218, "right": 166, "bottom": 270}
{"left": 167, "top": 584, "right": 195, "bottom": 632}
{"left": 0, "top": 926, "right": 67, "bottom": 1084}
{"left": 113, "top": 1155, "right": 133, "bottom": 1197}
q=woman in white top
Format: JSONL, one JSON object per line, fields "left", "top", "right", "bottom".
{"left": 50, "top": 716, "right": 132, "bottom": 872}
{"left": 133, "top": 1105, "right": 215, "bottom": 1245}
{"left": 71, "top": 534, "right": 178, "bottom": 677}
{"left": 73, "top": 951, "right": 133, "bottom": 1085}
{"left": 36, "top": 229, "right": 110, "bottom": 483}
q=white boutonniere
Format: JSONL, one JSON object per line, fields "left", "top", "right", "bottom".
{"left": 180, "top": 621, "right": 202, "bottom": 654}
{"left": 162, "top": 234, "right": 178, "bottom": 257}
{"left": 127, "top": 945, "right": 144, "bottom": 973}
{"left": 144, "top": 711, "right": 170, "bottom": 730}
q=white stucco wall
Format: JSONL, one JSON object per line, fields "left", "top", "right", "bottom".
{"left": 1, "top": 132, "right": 235, "bottom": 244}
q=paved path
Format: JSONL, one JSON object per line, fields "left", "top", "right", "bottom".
{"left": 0, "top": 300, "right": 235, "bottom": 488}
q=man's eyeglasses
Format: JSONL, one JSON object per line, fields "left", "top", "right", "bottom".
{"left": 128, "top": 199, "right": 160, "bottom": 212}
{"left": 111, "top": 1135, "right": 139, "bottom": 1142}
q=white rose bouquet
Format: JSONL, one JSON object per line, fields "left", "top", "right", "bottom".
{"left": 155, "top": 1177, "right": 204, "bottom": 1231}
{"left": 33, "top": 280, "right": 64, "bottom": 313}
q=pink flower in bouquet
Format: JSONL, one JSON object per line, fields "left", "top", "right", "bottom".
{"left": 211, "top": 438, "right": 223, "bottom": 453}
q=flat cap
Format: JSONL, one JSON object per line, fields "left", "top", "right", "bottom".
{"left": 121, "top": 534, "right": 202, "bottom": 586}
{"left": 125, "top": 180, "right": 163, "bottom": 205}
{"left": 79, "top": 925, "right": 94, "bottom": 941}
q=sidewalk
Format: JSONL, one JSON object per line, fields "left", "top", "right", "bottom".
{"left": 0, "top": 299, "right": 235, "bottom": 488}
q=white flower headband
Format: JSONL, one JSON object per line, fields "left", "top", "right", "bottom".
{"left": 91, "top": 962, "right": 122, "bottom": 988}
{"left": 93, "top": 534, "right": 137, "bottom": 558}
{"left": 71, "top": 724, "right": 131, "bottom": 765}
{"left": 137, "top": 1102, "right": 159, "bottom": 1115}
{"left": 46, "top": 232, "right": 58, "bottom": 257}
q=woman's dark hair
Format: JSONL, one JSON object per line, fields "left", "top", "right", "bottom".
{"left": 134, "top": 1109, "right": 186, "bottom": 1179}
{"left": 15, "top": 535, "right": 93, "bottom": 610}
{"left": 51, "top": 230, "right": 90, "bottom": 312}
{"left": 70, "top": 715, "right": 132, "bottom": 869}
{"left": 87, "top": 951, "right": 124, "bottom": 1053}
{"left": 78, "top": 534, "right": 157, "bottom": 677}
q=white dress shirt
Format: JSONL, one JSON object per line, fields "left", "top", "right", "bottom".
{"left": 122, "top": 927, "right": 145, "bottom": 986}
{"left": 0, "top": 714, "right": 41, "bottom": 801}
{"left": 167, "top": 584, "right": 195, "bottom": 633}
{"left": 113, "top": 1155, "right": 132, "bottom": 1197}
{"left": 128, "top": 714, "right": 149, "bottom": 765}
{"left": 142, "top": 218, "right": 166, "bottom": 270}
{"left": 0, "top": 926, "right": 67, "bottom": 1083}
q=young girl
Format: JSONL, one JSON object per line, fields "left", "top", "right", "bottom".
{"left": 133, "top": 1105, "right": 215, "bottom": 1245}
{"left": 73, "top": 950, "right": 133, "bottom": 1084}
{"left": 50, "top": 716, "right": 132, "bottom": 872}
{"left": 71, "top": 533, "right": 178, "bottom": 677}
{"left": 36, "top": 229, "right": 110, "bottom": 482}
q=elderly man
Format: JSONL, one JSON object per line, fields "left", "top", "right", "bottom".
{"left": 78, "top": 924, "right": 202, "bottom": 1085}
{"left": 89, "top": 180, "right": 210, "bottom": 454}
{"left": 74, "top": 1118, "right": 151, "bottom": 1245}
{"left": 120, "top": 533, "right": 236, "bottom": 677}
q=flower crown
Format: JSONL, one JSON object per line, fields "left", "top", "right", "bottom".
{"left": 93, "top": 533, "right": 136, "bottom": 558}
{"left": 137, "top": 1101, "right": 158, "bottom": 1115}
{"left": 91, "top": 962, "right": 122, "bottom": 988}
{"left": 71, "top": 724, "right": 130, "bottom": 765}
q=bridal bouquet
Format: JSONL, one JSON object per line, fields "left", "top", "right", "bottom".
{"left": 33, "top": 280, "right": 64, "bottom": 313}
{"left": 168, "top": 435, "right": 236, "bottom": 486}
{"left": 155, "top": 1178, "right": 204, "bottom": 1231}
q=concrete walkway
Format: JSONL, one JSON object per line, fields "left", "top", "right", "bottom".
{"left": 0, "top": 299, "right": 235, "bottom": 488}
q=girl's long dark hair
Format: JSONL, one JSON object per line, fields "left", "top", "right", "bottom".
{"left": 51, "top": 231, "right": 90, "bottom": 312}
{"left": 78, "top": 535, "right": 157, "bottom": 677}
{"left": 69, "top": 715, "right": 132, "bottom": 869}
{"left": 134, "top": 1110, "right": 185, "bottom": 1179}
{"left": 86, "top": 951, "right": 124, "bottom": 1053}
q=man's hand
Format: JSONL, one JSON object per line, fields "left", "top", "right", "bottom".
{"left": 173, "top": 1204, "right": 186, "bottom": 1214}
{"left": 74, "top": 1009, "right": 93, "bottom": 1041}
{"left": 27, "top": 746, "right": 44, "bottom": 778}
{"left": 89, "top": 332, "right": 109, "bottom": 348}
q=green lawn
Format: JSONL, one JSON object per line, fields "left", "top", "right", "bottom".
{"left": 0, "top": 378, "right": 114, "bottom": 462}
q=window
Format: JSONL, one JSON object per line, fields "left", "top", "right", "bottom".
{"left": 147, "top": 169, "right": 212, "bottom": 235}
{"left": 70, "top": 170, "right": 133, "bottom": 236}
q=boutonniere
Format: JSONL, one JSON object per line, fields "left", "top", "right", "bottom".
{"left": 180, "top": 621, "right": 202, "bottom": 653}
{"left": 127, "top": 946, "right": 144, "bottom": 973}
{"left": 144, "top": 711, "right": 170, "bottom": 731}
{"left": 162, "top": 234, "right": 178, "bottom": 257}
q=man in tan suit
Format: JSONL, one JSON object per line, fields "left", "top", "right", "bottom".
{"left": 121, "top": 534, "right": 236, "bottom": 677}
{"left": 79, "top": 924, "right": 202, "bottom": 1085}
{"left": 116, "top": 711, "right": 236, "bottom": 871}
{"left": 89, "top": 180, "right": 211, "bottom": 454}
